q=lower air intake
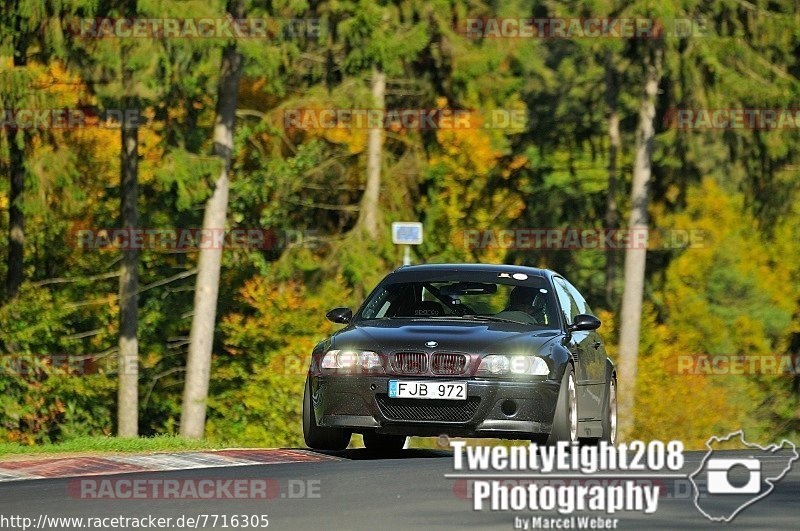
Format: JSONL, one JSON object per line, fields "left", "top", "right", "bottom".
{"left": 376, "top": 395, "right": 480, "bottom": 422}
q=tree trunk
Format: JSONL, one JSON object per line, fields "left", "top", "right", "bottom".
{"left": 116, "top": 0, "right": 140, "bottom": 436}
{"left": 117, "top": 109, "right": 139, "bottom": 437}
{"left": 604, "top": 56, "right": 620, "bottom": 308}
{"left": 6, "top": 134, "right": 24, "bottom": 300}
{"left": 616, "top": 47, "right": 663, "bottom": 441}
{"left": 180, "top": 4, "right": 244, "bottom": 439}
{"left": 356, "top": 66, "right": 385, "bottom": 239}
{"left": 5, "top": 8, "right": 29, "bottom": 301}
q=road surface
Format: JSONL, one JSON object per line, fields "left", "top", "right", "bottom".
{"left": 0, "top": 449, "right": 797, "bottom": 530}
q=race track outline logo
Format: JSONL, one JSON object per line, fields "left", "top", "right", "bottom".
{"left": 689, "top": 430, "right": 798, "bottom": 522}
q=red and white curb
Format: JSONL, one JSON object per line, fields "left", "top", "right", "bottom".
{"left": 0, "top": 449, "right": 340, "bottom": 483}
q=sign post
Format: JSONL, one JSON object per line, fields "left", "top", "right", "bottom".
{"left": 391, "top": 222, "right": 423, "bottom": 266}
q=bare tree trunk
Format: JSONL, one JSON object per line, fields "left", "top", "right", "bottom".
{"left": 5, "top": 8, "right": 29, "bottom": 301}
{"left": 356, "top": 66, "right": 385, "bottom": 239}
{"left": 617, "top": 47, "right": 663, "bottom": 441}
{"left": 116, "top": 0, "right": 140, "bottom": 436}
{"left": 180, "top": 3, "right": 244, "bottom": 438}
{"left": 6, "top": 134, "right": 24, "bottom": 300}
{"left": 604, "top": 56, "right": 620, "bottom": 308}
{"left": 117, "top": 107, "right": 139, "bottom": 437}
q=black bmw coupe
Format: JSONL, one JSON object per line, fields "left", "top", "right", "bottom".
{"left": 302, "top": 264, "right": 616, "bottom": 451}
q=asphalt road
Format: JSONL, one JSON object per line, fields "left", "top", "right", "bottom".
{"left": 0, "top": 449, "right": 797, "bottom": 530}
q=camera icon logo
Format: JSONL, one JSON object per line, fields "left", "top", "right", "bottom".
{"left": 690, "top": 430, "right": 798, "bottom": 522}
{"left": 706, "top": 458, "right": 761, "bottom": 494}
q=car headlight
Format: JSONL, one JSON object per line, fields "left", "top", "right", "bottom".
{"left": 321, "top": 350, "right": 382, "bottom": 372}
{"left": 477, "top": 355, "right": 549, "bottom": 376}
{"left": 477, "top": 355, "right": 510, "bottom": 374}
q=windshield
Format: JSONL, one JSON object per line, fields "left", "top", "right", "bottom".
{"left": 357, "top": 272, "right": 559, "bottom": 328}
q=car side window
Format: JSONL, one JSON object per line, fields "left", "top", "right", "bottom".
{"left": 361, "top": 287, "right": 390, "bottom": 319}
{"left": 362, "top": 284, "right": 410, "bottom": 319}
{"left": 562, "top": 278, "right": 592, "bottom": 316}
{"left": 553, "top": 277, "right": 580, "bottom": 325}
{"left": 375, "top": 300, "right": 392, "bottom": 318}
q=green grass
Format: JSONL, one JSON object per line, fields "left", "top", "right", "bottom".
{"left": 0, "top": 435, "right": 220, "bottom": 458}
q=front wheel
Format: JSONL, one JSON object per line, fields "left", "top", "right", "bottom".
{"left": 302, "top": 377, "right": 350, "bottom": 451}
{"left": 600, "top": 376, "right": 617, "bottom": 445}
{"left": 547, "top": 364, "right": 578, "bottom": 445}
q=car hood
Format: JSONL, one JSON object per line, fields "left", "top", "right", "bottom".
{"left": 331, "top": 319, "right": 560, "bottom": 357}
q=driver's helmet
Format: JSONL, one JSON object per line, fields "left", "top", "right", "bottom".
{"left": 506, "top": 286, "right": 539, "bottom": 312}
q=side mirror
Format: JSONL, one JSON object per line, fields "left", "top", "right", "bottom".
{"left": 326, "top": 307, "right": 352, "bottom": 324}
{"left": 570, "top": 313, "right": 601, "bottom": 331}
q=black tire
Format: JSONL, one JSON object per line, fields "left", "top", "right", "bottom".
{"left": 547, "top": 363, "right": 578, "bottom": 445}
{"left": 363, "top": 431, "right": 406, "bottom": 453}
{"left": 600, "top": 376, "right": 617, "bottom": 444}
{"left": 302, "top": 377, "right": 350, "bottom": 451}
{"left": 579, "top": 375, "right": 616, "bottom": 447}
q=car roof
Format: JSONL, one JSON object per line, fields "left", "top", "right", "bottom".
{"left": 391, "top": 263, "right": 556, "bottom": 279}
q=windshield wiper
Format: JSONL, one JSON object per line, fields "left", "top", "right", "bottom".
{"left": 379, "top": 315, "right": 527, "bottom": 325}
{"left": 459, "top": 314, "right": 528, "bottom": 325}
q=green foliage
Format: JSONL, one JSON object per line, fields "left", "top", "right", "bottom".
{"left": 208, "top": 275, "right": 349, "bottom": 446}
{"left": 1, "top": 0, "right": 799, "bottom": 450}
{"left": 635, "top": 179, "right": 800, "bottom": 445}
{"left": 0, "top": 434, "right": 216, "bottom": 456}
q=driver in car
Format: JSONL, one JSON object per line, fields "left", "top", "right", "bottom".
{"left": 498, "top": 285, "right": 555, "bottom": 326}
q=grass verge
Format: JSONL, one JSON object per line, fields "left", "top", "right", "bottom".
{"left": 0, "top": 435, "right": 219, "bottom": 458}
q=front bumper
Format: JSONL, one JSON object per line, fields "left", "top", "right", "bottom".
{"left": 309, "top": 375, "right": 560, "bottom": 439}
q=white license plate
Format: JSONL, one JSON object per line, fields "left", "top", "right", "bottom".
{"left": 388, "top": 380, "right": 466, "bottom": 400}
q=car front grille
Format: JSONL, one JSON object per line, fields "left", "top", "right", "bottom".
{"left": 376, "top": 395, "right": 480, "bottom": 422}
{"left": 393, "top": 352, "right": 427, "bottom": 374}
{"left": 430, "top": 353, "right": 467, "bottom": 375}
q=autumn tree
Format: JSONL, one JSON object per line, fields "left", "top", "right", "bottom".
{"left": 180, "top": 0, "right": 245, "bottom": 439}
{"left": 616, "top": 41, "right": 663, "bottom": 439}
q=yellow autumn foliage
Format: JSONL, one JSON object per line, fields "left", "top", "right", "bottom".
{"left": 633, "top": 178, "right": 799, "bottom": 447}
